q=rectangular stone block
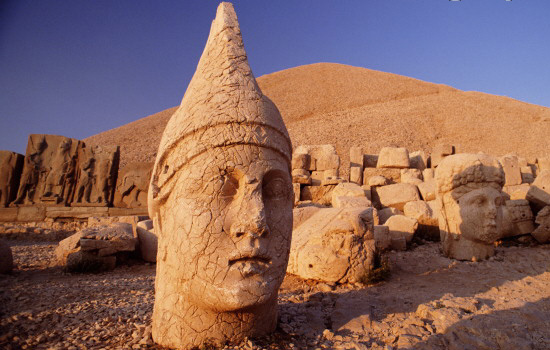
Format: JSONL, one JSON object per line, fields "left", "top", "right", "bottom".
{"left": 292, "top": 153, "right": 310, "bottom": 170}
{"left": 317, "top": 153, "right": 340, "bottom": 171}
{"left": 417, "top": 180, "right": 436, "bottom": 201}
{"left": 499, "top": 155, "right": 522, "bottom": 186}
{"left": 46, "top": 206, "right": 109, "bottom": 219}
{"left": 363, "top": 154, "right": 379, "bottom": 168}
{"left": 349, "top": 166, "right": 363, "bottom": 185}
{"left": 293, "top": 183, "right": 300, "bottom": 206}
{"left": 526, "top": 170, "right": 550, "bottom": 207}
{"left": 16, "top": 206, "right": 46, "bottom": 222}
{"left": 363, "top": 168, "right": 401, "bottom": 185}
{"left": 520, "top": 166, "right": 534, "bottom": 184}
{"left": 503, "top": 183, "right": 530, "bottom": 200}
{"left": 350, "top": 147, "right": 363, "bottom": 168}
{"left": 409, "top": 150, "right": 427, "bottom": 171}
{"left": 422, "top": 169, "right": 434, "bottom": 182}
{"left": 310, "top": 171, "right": 323, "bottom": 186}
{"left": 377, "top": 147, "right": 410, "bottom": 169}
{"left": 375, "top": 183, "right": 420, "bottom": 211}
{"left": 108, "top": 207, "right": 149, "bottom": 217}
{"left": 431, "top": 144, "right": 455, "bottom": 168}
{"left": 0, "top": 151, "right": 24, "bottom": 207}
{"left": 0, "top": 208, "right": 18, "bottom": 222}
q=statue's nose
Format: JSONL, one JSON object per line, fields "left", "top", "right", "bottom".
{"left": 229, "top": 193, "right": 270, "bottom": 239}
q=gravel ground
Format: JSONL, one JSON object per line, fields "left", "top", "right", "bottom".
{"left": 2, "top": 239, "right": 550, "bottom": 350}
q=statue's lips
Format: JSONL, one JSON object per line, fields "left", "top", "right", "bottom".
{"left": 228, "top": 255, "right": 271, "bottom": 276}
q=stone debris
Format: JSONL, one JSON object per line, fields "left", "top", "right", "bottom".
{"left": 3, "top": 237, "right": 550, "bottom": 350}
{"left": 532, "top": 206, "right": 550, "bottom": 243}
{"left": 377, "top": 147, "right": 410, "bottom": 169}
{"left": 289, "top": 207, "right": 376, "bottom": 284}
{"left": 55, "top": 223, "right": 137, "bottom": 272}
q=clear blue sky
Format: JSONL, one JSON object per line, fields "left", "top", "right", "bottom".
{"left": 1, "top": 0, "right": 549, "bottom": 154}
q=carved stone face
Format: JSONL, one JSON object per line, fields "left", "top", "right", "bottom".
{"left": 157, "top": 145, "right": 292, "bottom": 312}
{"left": 443, "top": 187, "right": 505, "bottom": 244}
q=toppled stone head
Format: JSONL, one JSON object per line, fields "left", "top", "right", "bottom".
{"left": 148, "top": 3, "right": 293, "bottom": 348}
{"left": 435, "top": 153, "right": 506, "bottom": 261}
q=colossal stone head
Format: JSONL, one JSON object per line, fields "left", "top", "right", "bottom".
{"left": 435, "top": 153, "right": 506, "bottom": 261}
{"left": 148, "top": 3, "right": 293, "bottom": 348}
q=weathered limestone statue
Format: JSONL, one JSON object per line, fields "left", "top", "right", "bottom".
{"left": 0, "top": 151, "right": 24, "bottom": 207}
{"left": 42, "top": 138, "right": 76, "bottom": 203}
{"left": 14, "top": 134, "right": 80, "bottom": 205}
{"left": 72, "top": 145, "right": 119, "bottom": 206}
{"left": 113, "top": 162, "right": 152, "bottom": 208}
{"left": 13, "top": 135, "right": 47, "bottom": 205}
{"left": 148, "top": 3, "right": 293, "bottom": 349}
{"left": 435, "top": 153, "right": 506, "bottom": 261}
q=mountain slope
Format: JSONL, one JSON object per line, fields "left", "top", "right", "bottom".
{"left": 85, "top": 63, "right": 550, "bottom": 172}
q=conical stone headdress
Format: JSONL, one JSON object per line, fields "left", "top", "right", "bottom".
{"left": 149, "top": 2, "right": 292, "bottom": 215}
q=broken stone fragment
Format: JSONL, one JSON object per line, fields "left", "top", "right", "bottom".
{"left": 289, "top": 207, "right": 376, "bottom": 284}
{"left": 373, "top": 225, "right": 391, "bottom": 251}
{"left": 55, "top": 223, "right": 137, "bottom": 272}
{"left": 499, "top": 155, "right": 522, "bottom": 186}
{"left": 526, "top": 170, "right": 550, "bottom": 208}
{"left": 409, "top": 150, "right": 428, "bottom": 171}
{"left": 430, "top": 144, "right": 455, "bottom": 168}
{"left": 384, "top": 215, "right": 418, "bottom": 248}
{"left": 417, "top": 180, "right": 436, "bottom": 201}
{"left": 500, "top": 199, "right": 535, "bottom": 237}
{"left": 401, "top": 168, "right": 423, "bottom": 185}
{"left": 532, "top": 206, "right": 550, "bottom": 243}
{"left": 403, "top": 200, "right": 439, "bottom": 241}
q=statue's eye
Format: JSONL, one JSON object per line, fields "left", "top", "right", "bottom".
{"left": 263, "top": 177, "right": 288, "bottom": 200}
{"left": 220, "top": 174, "right": 239, "bottom": 199}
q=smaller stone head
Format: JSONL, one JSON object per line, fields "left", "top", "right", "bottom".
{"left": 435, "top": 153, "right": 506, "bottom": 260}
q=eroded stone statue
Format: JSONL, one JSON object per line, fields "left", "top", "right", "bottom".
{"left": 113, "top": 162, "right": 152, "bottom": 208}
{"left": 148, "top": 3, "right": 293, "bottom": 348}
{"left": 0, "top": 151, "right": 24, "bottom": 207}
{"left": 435, "top": 153, "right": 506, "bottom": 261}
{"left": 14, "top": 134, "right": 80, "bottom": 206}
{"left": 72, "top": 145, "right": 119, "bottom": 206}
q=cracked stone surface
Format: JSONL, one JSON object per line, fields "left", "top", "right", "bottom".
{"left": 147, "top": 2, "right": 293, "bottom": 348}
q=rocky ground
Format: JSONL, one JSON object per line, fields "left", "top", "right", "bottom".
{"left": 2, "top": 238, "right": 550, "bottom": 350}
